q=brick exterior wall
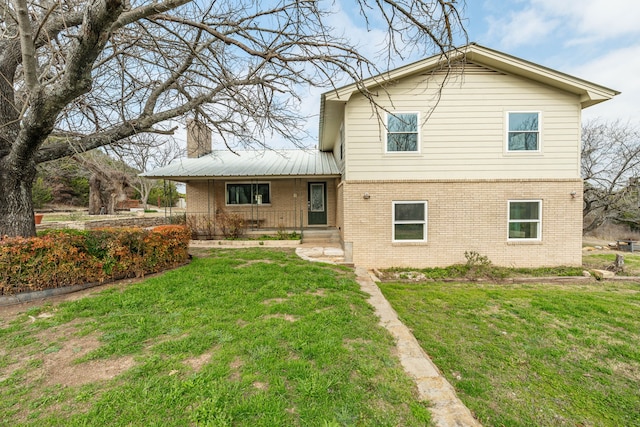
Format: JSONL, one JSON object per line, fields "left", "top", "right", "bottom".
{"left": 342, "top": 179, "right": 583, "bottom": 268}
{"left": 336, "top": 182, "right": 344, "bottom": 240}
{"left": 185, "top": 178, "right": 337, "bottom": 229}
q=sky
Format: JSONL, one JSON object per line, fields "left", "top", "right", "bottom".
{"left": 177, "top": 0, "right": 640, "bottom": 151}
{"left": 461, "top": 0, "right": 639, "bottom": 124}
{"left": 283, "top": 0, "right": 639, "bottom": 149}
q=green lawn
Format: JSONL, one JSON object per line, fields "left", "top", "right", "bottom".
{"left": 379, "top": 280, "right": 640, "bottom": 427}
{"left": 0, "top": 248, "right": 430, "bottom": 426}
{"left": 5, "top": 247, "right": 640, "bottom": 427}
{"left": 583, "top": 252, "right": 640, "bottom": 275}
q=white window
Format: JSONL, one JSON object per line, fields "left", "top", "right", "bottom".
{"left": 386, "top": 113, "right": 419, "bottom": 152}
{"left": 507, "top": 112, "right": 540, "bottom": 152}
{"left": 508, "top": 200, "right": 541, "bottom": 240}
{"left": 393, "top": 201, "right": 427, "bottom": 242}
{"left": 226, "top": 182, "right": 270, "bottom": 205}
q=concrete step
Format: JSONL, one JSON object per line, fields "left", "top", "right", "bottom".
{"left": 302, "top": 237, "right": 341, "bottom": 243}
{"left": 302, "top": 229, "right": 340, "bottom": 245}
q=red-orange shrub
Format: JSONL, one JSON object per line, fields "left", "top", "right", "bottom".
{"left": 0, "top": 225, "right": 191, "bottom": 295}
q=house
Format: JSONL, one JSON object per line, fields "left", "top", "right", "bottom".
{"left": 144, "top": 44, "right": 618, "bottom": 268}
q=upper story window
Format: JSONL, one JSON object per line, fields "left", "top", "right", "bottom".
{"left": 392, "top": 201, "right": 427, "bottom": 242}
{"left": 507, "top": 112, "right": 540, "bottom": 152}
{"left": 387, "top": 113, "right": 419, "bottom": 153}
{"left": 508, "top": 200, "right": 541, "bottom": 240}
{"left": 226, "top": 182, "right": 270, "bottom": 205}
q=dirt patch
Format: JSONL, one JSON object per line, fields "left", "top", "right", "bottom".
{"left": 230, "top": 356, "right": 243, "bottom": 370}
{"left": 228, "top": 356, "right": 244, "bottom": 382}
{"left": 235, "top": 259, "right": 275, "bottom": 269}
{"left": 46, "top": 353, "right": 136, "bottom": 388}
{"left": 3, "top": 320, "right": 136, "bottom": 388}
{"left": 262, "top": 297, "right": 288, "bottom": 305}
{"left": 253, "top": 381, "right": 268, "bottom": 390}
{"left": 263, "top": 314, "right": 298, "bottom": 322}
{"left": 183, "top": 351, "right": 214, "bottom": 371}
{"left": 610, "top": 360, "right": 640, "bottom": 382}
{"left": 0, "top": 276, "right": 148, "bottom": 321}
{"left": 342, "top": 337, "right": 372, "bottom": 352}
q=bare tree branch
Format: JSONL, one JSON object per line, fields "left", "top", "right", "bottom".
{"left": 13, "top": 0, "right": 38, "bottom": 90}
{"left": 0, "top": 0, "right": 466, "bottom": 237}
{"left": 582, "top": 120, "right": 640, "bottom": 233}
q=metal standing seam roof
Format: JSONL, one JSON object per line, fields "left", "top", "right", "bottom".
{"left": 141, "top": 149, "right": 341, "bottom": 180}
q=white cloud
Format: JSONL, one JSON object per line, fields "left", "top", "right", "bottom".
{"left": 482, "top": 0, "right": 640, "bottom": 49}
{"left": 569, "top": 45, "right": 640, "bottom": 123}
{"left": 486, "top": 8, "right": 559, "bottom": 49}
{"left": 532, "top": 0, "right": 640, "bottom": 41}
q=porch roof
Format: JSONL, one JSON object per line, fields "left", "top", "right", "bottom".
{"left": 142, "top": 149, "right": 340, "bottom": 181}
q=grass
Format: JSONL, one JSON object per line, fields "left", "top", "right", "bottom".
{"left": 383, "top": 251, "right": 640, "bottom": 281}
{"left": 379, "top": 280, "right": 640, "bottom": 427}
{"left": 228, "top": 232, "right": 301, "bottom": 241}
{"left": 0, "top": 248, "right": 430, "bottom": 426}
{"left": 41, "top": 212, "right": 91, "bottom": 222}
{"left": 583, "top": 252, "right": 640, "bottom": 275}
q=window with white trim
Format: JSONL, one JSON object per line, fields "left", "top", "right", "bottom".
{"left": 387, "top": 113, "right": 419, "bottom": 152}
{"left": 508, "top": 200, "right": 541, "bottom": 240}
{"left": 226, "top": 182, "right": 270, "bottom": 205}
{"left": 507, "top": 112, "right": 540, "bottom": 151}
{"left": 393, "top": 201, "right": 427, "bottom": 242}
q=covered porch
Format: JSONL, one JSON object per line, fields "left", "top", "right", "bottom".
{"left": 184, "top": 177, "right": 339, "bottom": 239}
{"left": 142, "top": 150, "right": 341, "bottom": 239}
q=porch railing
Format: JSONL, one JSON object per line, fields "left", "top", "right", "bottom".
{"left": 184, "top": 209, "right": 304, "bottom": 239}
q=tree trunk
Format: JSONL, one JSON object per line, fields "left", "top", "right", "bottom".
{"left": 0, "top": 159, "right": 37, "bottom": 237}
{"left": 88, "top": 174, "right": 106, "bottom": 215}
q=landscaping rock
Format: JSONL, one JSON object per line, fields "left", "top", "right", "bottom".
{"left": 592, "top": 269, "right": 615, "bottom": 280}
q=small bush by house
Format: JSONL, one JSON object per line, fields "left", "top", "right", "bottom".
{"left": 0, "top": 225, "right": 191, "bottom": 295}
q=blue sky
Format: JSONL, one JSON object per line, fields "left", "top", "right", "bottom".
{"left": 458, "top": 0, "right": 638, "bottom": 123}
{"left": 288, "top": 0, "right": 638, "bottom": 147}
{"left": 188, "top": 1, "right": 639, "bottom": 151}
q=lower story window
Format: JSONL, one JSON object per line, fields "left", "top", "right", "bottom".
{"left": 226, "top": 183, "right": 270, "bottom": 205}
{"left": 393, "top": 201, "right": 427, "bottom": 242}
{"left": 508, "top": 200, "right": 541, "bottom": 240}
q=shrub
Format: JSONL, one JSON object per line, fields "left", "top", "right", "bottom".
{"left": 216, "top": 210, "right": 246, "bottom": 239}
{"left": 0, "top": 225, "right": 190, "bottom": 295}
{"left": 186, "top": 214, "right": 216, "bottom": 239}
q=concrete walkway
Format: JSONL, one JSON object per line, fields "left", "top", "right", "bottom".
{"left": 297, "top": 246, "right": 482, "bottom": 427}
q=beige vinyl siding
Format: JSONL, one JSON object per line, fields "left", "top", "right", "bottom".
{"left": 344, "top": 64, "right": 581, "bottom": 180}
{"left": 331, "top": 121, "right": 345, "bottom": 174}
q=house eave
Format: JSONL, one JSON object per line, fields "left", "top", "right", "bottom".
{"left": 143, "top": 174, "right": 341, "bottom": 182}
{"left": 318, "top": 43, "right": 619, "bottom": 150}
{"left": 142, "top": 150, "right": 342, "bottom": 181}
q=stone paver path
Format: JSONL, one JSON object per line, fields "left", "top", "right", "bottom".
{"left": 297, "top": 243, "right": 481, "bottom": 426}
{"left": 354, "top": 267, "right": 481, "bottom": 427}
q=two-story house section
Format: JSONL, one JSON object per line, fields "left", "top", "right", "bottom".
{"left": 144, "top": 43, "right": 618, "bottom": 268}
{"left": 320, "top": 43, "right": 617, "bottom": 268}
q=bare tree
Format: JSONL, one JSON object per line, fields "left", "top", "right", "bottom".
{"left": 0, "top": 0, "right": 466, "bottom": 237}
{"left": 107, "top": 133, "right": 184, "bottom": 210}
{"left": 72, "top": 150, "right": 132, "bottom": 215}
{"left": 581, "top": 120, "right": 640, "bottom": 233}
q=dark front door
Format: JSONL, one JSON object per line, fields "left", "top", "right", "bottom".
{"left": 308, "top": 182, "right": 327, "bottom": 225}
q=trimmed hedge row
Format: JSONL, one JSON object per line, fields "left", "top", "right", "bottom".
{"left": 0, "top": 225, "right": 191, "bottom": 295}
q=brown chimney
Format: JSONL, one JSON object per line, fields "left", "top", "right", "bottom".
{"left": 186, "top": 119, "right": 212, "bottom": 158}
